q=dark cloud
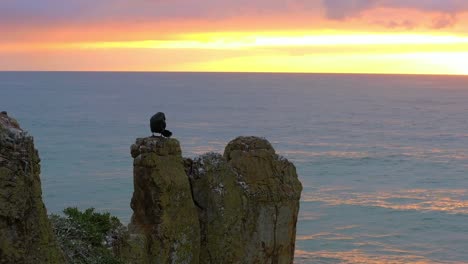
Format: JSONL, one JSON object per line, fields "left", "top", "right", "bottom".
{"left": 323, "top": 0, "right": 468, "bottom": 18}
{"left": 379, "top": 0, "right": 468, "bottom": 14}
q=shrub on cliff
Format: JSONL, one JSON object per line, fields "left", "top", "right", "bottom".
{"left": 49, "top": 207, "right": 126, "bottom": 264}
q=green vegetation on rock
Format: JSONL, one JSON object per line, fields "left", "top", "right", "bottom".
{"left": 49, "top": 207, "right": 126, "bottom": 264}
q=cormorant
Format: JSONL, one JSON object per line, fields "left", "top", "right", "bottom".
{"left": 150, "top": 112, "right": 172, "bottom": 138}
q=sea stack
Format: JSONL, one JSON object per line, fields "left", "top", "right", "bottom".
{"left": 126, "top": 135, "right": 302, "bottom": 263}
{"left": 129, "top": 137, "right": 200, "bottom": 263}
{"left": 223, "top": 137, "right": 302, "bottom": 263}
{"left": 0, "top": 112, "right": 64, "bottom": 263}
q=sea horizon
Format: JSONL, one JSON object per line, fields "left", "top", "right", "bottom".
{"left": 2, "top": 70, "right": 468, "bottom": 77}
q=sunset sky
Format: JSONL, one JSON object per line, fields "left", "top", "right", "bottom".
{"left": 2, "top": 0, "right": 468, "bottom": 74}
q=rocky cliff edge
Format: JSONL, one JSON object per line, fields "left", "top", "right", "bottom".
{"left": 0, "top": 112, "right": 64, "bottom": 264}
{"left": 124, "top": 136, "right": 302, "bottom": 264}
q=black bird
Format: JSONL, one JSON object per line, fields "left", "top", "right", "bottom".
{"left": 150, "top": 112, "right": 172, "bottom": 138}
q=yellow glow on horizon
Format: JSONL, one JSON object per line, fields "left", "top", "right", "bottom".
{"left": 182, "top": 52, "right": 468, "bottom": 75}
{"left": 2, "top": 31, "right": 468, "bottom": 75}
{"left": 73, "top": 32, "right": 468, "bottom": 50}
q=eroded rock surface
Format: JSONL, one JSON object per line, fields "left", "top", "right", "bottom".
{"left": 186, "top": 136, "right": 302, "bottom": 264}
{"left": 185, "top": 153, "right": 245, "bottom": 263}
{"left": 128, "top": 137, "right": 200, "bottom": 264}
{"left": 226, "top": 137, "right": 302, "bottom": 263}
{"left": 0, "top": 112, "right": 64, "bottom": 264}
{"left": 125, "top": 135, "right": 302, "bottom": 264}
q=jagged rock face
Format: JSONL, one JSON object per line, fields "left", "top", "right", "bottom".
{"left": 223, "top": 136, "right": 303, "bottom": 264}
{"left": 185, "top": 153, "right": 245, "bottom": 263}
{"left": 129, "top": 137, "right": 200, "bottom": 264}
{"left": 126, "top": 136, "right": 302, "bottom": 264}
{"left": 0, "top": 112, "right": 64, "bottom": 264}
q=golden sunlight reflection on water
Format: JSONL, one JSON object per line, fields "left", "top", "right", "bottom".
{"left": 302, "top": 188, "right": 468, "bottom": 214}
{"left": 294, "top": 249, "right": 465, "bottom": 264}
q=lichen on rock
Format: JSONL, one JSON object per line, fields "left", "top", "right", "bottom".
{"left": 223, "top": 136, "right": 302, "bottom": 263}
{"left": 0, "top": 112, "right": 65, "bottom": 264}
{"left": 125, "top": 136, "right": 302, "bottom": 264}
{"left": 185, "top": 152, "right": 245, "bottom": 263}
{"left": 126, "top": 136, "right": 200, "bottom": 264}
{"left": 185, "top": 136, "right": 302, "bottom": 264}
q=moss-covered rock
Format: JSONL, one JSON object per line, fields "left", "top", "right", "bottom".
{"left": 223, "top": 136, "right": 303, "bottom": 264}
{"left": 185, "top": 137, "right": 302, "bottom": 264}
{"left": 0, "top": 112, "right": 65, "bottom": 263}
{"left": 113, "top": 228, "right": 149, "bottom": 264}
{"left": 185, "top": 153, "right": 245, "bottom": 263}
{"left": 123, "top": 136, "right": 302, "bottom": 264}
{"left": 126, "top": 137, "right": 200, "bottom": 264}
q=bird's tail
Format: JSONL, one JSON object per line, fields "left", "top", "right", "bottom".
{"left": 162, "top": 129, "right": 172, "bottom": 138}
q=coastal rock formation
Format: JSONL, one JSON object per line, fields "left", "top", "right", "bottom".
{"left": 0, "top": 112, "right": 64, "bottom": 263}
{"left": 129, "top": 137, "right": 200, "bottom": 264}
{"left": 0, "top": 113, "right": 301, "bottom": 263}
{"left": 223, "top": 137, "right": 302, "bottom": 263}
{"left": 128, "top": 135, "right": 302, "bottom": 264}
{"left": 185, "top": 153, "right": 245, "bottom": 263}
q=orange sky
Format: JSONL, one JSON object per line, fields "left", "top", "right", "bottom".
{"left": 1, "top": 1, "right": 468, "bottom": 74}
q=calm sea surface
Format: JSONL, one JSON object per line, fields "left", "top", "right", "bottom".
{"left": 1, "top": 72, "right": 467, "bottom": 263}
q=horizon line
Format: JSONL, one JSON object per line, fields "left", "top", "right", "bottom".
{"left": 1, "top": 70, "right": 467, "bottom": 77}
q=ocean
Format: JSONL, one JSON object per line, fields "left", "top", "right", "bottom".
{"left": 1, "top": 72, "right": 467, "bottom": 263}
